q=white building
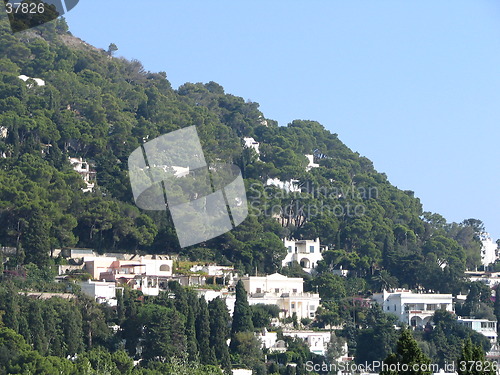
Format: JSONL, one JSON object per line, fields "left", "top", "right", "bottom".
{"left": 282, "top": 330, "right": 333, "bottom": 356}
{"left": 371, "top": 289, "right": 454, "bottom": 327}
{"left": 240, "top": 273, "right": 321, "bottom": 319}
{"left": 465, "top": 271, "right": 500, "bottom": 289}
{"left": 480, "top": 233, "right": 498, "bottom": 267}
{"left": 200, "top": 274, "right": 320, "bottom": 319}
{"left": 305, "top": 154, "right": 319, "bottom": 171}
{"left": 81, "top": 254, "right": 173, "bottom": 296}
{"left": 69, "top": 157, "right": 95, "bottom": 192}
{"left": 18, "top": 74, "right": 45, "bottom": 87}
{"left": 189, "top": 264, "right": 234, "bottom": 277}
{"left": 232, "top": 370, "right": 252, "bottom": 375}
{"left": 0, "top": 126, "right": 7, "bottom": 139}
{"left": 256, "top": 328, "right": 287, "bottom": 353}
{"left": 79, "top": 280, "right": 117, "bottom": 307}
{"left": 243, "top": 137, "right": 260, "bottom": 155}
{"left": 266, "top": 178, "right": 301, "bottom": 193}
{"left": 195, "top": 288, "right": 236, "bottom": 313}
{"left": 282, "top": 238, "right": 325, "bottom": 272}
{"left": 457, "top": 318, "right": 497, "bottom": 343}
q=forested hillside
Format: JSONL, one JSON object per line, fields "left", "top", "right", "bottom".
{"left": 0, "top": 13, "right": 496, "bottom": 375}
{"left": 0, "top": 15, "right": 484, "bottom": 291}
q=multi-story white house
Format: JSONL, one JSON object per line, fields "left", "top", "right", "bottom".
{"left": 200, "top": 273, "right": 320, "bottom": 319}
{"left": 282, "top": 238, "right": 325, "bottom": 272}
{"left": 81, "top": 254, "right": 173, "bottom": 296}
{"left": 457, "top": 318, "right": 497, "bottom": 343}
{"left": 239, "top": 273, "right": 321, "bottom": 319}
{"left": 371, "top": 289, "right": 454, "bottom": 327}
{"left": 480, "top": 233, "right": 498, "bottom": 267}
{"left": 69, "top": 157, "right": 96, "bottom": 192}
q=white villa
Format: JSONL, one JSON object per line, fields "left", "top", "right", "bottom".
{"left": 457, "top": 318, "right": 497, "bottom": 343}
{"left": 305, "top": 154, "right": 319, "bottom": 171}
{"left": 69, "top": 157, "right": 95, "bottom": 192}
{"left": 282, "top": 330, "right": 333, "bottom": 356}
{"left": 240, "top": 273, "right": 321, "bottom": 319}
{"left": 282, "top": 238, "right": 325, "bottom": 273}
{"left": 80, "top": 253, "right": 173, "bottom": 296}
{"left": 243, "top": 137, "right": 260, "bottom": 155}
{"left": 198, "top": 273, "right": 320, "bottom": 319}
{"left": 79, "top": 280, "right": 118, "bottom": 307}
{"left": 480, "top": 233, "right": 498, "bottom": 267}
{"left": 256, "top": 328, "right": 287, "bottom": 353}
{"left": 266, "top": 178, "right": 301, "bottom": 193}
{"left": 371, "top": 289, "right": 454, "bottom": 327}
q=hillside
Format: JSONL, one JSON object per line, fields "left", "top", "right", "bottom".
{"left": 0, "top": 16, "right": 486, "bottom": 296}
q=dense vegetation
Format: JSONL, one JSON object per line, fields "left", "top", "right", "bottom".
{"left": 0, "top": 15, "right": 496, "bottom": 375}
{"left": 0, "top": 15, "right": 485, "bottom": 288}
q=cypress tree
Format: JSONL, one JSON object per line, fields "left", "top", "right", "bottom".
{"left": 231, "top": 280, "right": 254, "bottom": 343}
{"left": 196, "top": 296, "right": 214, "bottom": 364}
{"left": 123, "top": 288, "right": 137, "bottom": 318}
{"left": 116, "top": 288, "right": 125, "bottom": 323}
{"left": 208, "top": 297, "right": 231, "bottom": 373}
{"left": 185, "top": 292, "right": 199, "bottom": 363}
{"left": 28, "top": 300, "right": 48, "bottom": 355}
{"left": 2, "top": 284, "right": 19, "bottom": 333}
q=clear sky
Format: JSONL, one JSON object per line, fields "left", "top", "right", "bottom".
{"left": 63, "top": 1, "right": 500, "bottom": 240}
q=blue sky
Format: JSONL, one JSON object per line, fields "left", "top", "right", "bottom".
{"left": 62, "top": 1, "right": 500, "bottom": 240}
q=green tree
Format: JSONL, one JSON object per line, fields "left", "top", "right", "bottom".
{"left": 457, "top": 338, "right": 495, "bottom": 375}
{"left": 107, "top": 43, "right": 118, "bottom": 56}
{"left": 195, "top": 297, "right": 213, "bottom": 365}
{"left": 381, "top": 328, "right": 432, "bottom": 375}
{"left": 230, "top": 280, "right": 254, "bottom": 352}
{"left": 208, "top": 297, "right": 231, "bottom": 372}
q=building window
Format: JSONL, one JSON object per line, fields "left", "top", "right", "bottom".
{"left": 394, "top": 305, "right": 396, "bottom": 311}
{"left": 159, "top": 264, "right": 170, "bottom": 272}
{"left": 310, "top": 305, "right": 315, "bottom": 310}
{"left": 291, "top": 303, "right": 295, "bottom": 309}
{"left": 310, "top": 312, "right": 315, "bottom": 317}
{"left": 275, "top": 288, "right": 280, "bottom": 293}
{"left": 256, "top": 288, "right": 261, "bottom": 293}
{"left": 310, "top": 246, "right": 314, "bottom": 253}
{"left": 387, "top": 306, "right": 390, "bottom": 311}
{"left": 288, "top": 246, "right": 292, "bottom": 253}
{"left": 293, "top": 289, "right": 297, "bottom": 293}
